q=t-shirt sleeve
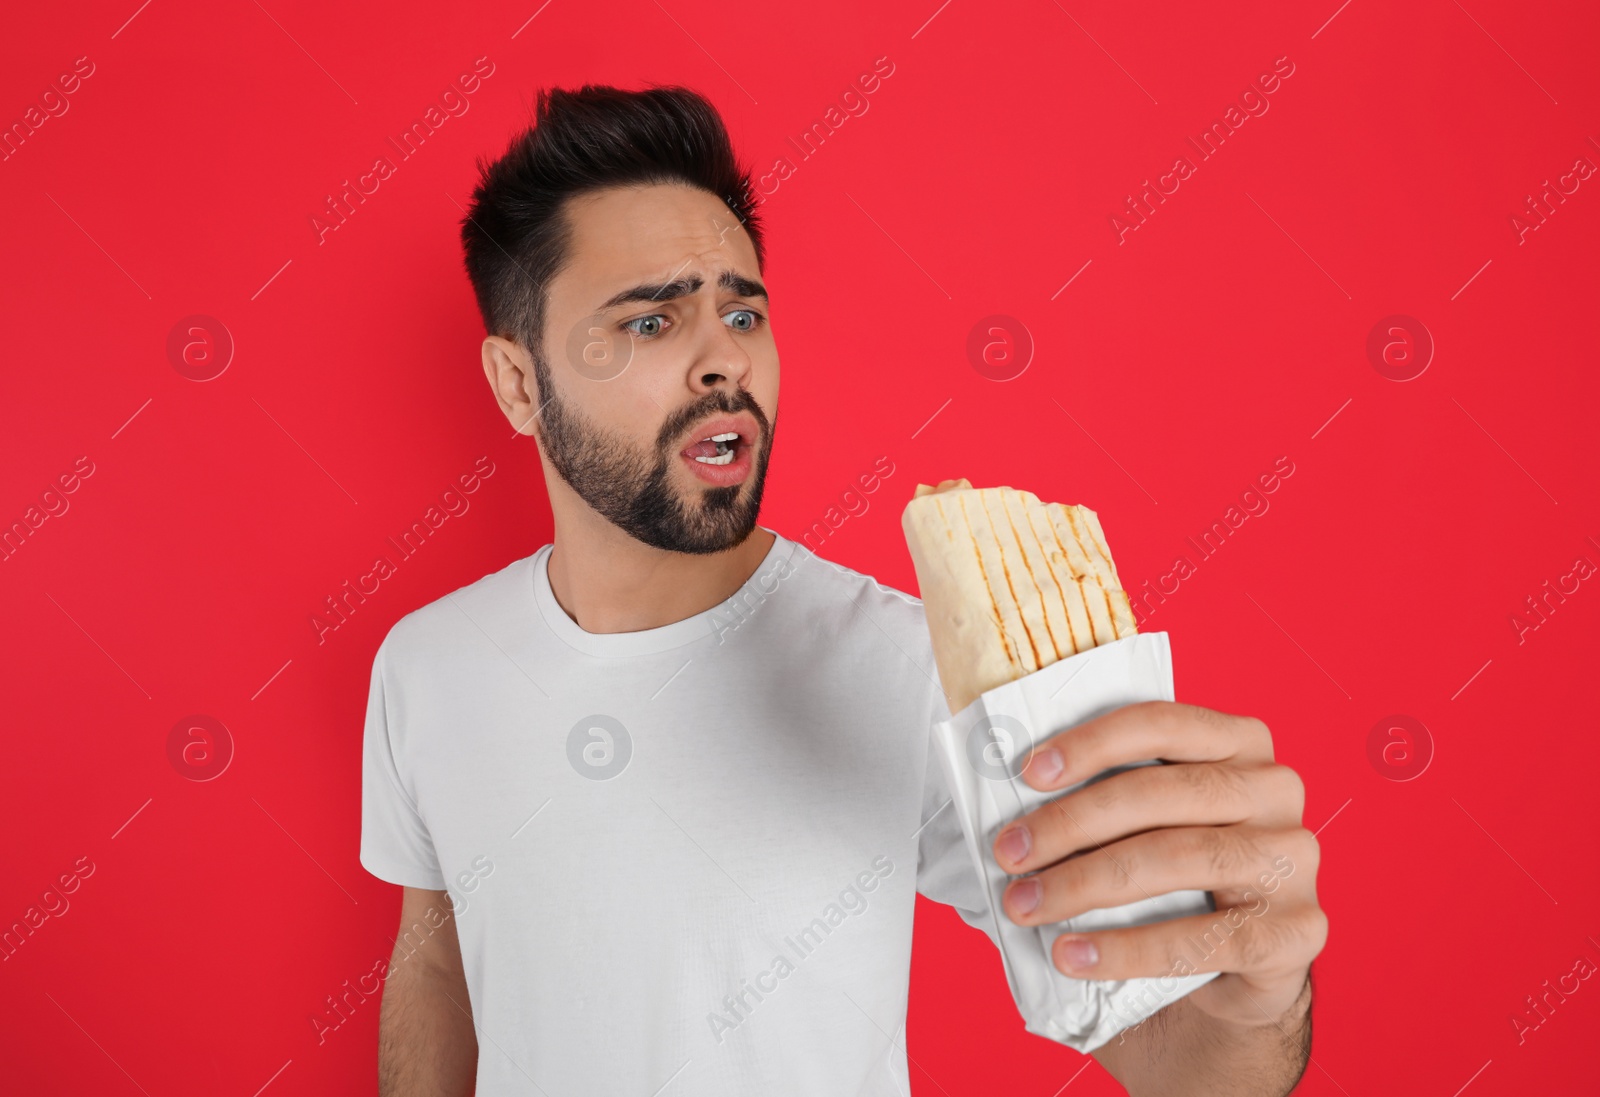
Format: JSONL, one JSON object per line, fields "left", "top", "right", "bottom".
{"left": 359, "top": 634, "right": 448, "bottom": 890}
{"left": 913, "top": 676, "right": 1003, "bottom": 951}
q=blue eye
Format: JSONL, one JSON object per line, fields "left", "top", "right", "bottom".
{"left": 724, "top": 310, "right": 761, "bottom": 331}
{"left": 624, "top": 314, "right": 666, "bottom": 337}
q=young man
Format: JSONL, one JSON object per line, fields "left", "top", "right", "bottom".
{"left": 360, "top": 85, "right": 1325, "bottom": 1096}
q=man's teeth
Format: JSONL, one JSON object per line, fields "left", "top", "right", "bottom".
{"left": 688, "top": 430, "right": 741, "bottom": 464}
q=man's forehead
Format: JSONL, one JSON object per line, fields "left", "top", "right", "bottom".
{"left": 563, "top": 184, "right": 756, "bottom": 292}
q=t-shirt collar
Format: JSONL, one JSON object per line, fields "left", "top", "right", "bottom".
{"left": 531, "top": 526, "right": 795, "bottom": 657}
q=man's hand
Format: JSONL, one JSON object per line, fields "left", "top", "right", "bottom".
{"left": 991, "top": 701, "right": 1326, "bottom": 1093}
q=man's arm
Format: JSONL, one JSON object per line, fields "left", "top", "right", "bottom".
{"left": 379, "top": 886, "right": 478, "bottom": 1097}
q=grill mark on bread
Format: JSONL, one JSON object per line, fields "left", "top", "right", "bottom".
{"left": 1041, "top": 508, "right": 1103, "bottom": 647}
{"left": 1001, "top": 489, "right": 1067, "bottom": 664}
{"left": 1031, "top": 500, "right": 1082, "bottom": 655}
{"left": 1065, "top": 507, "right": 1119, "bottom": 646}
{"left": 1027, "top": 497, "right": 1089, "bottom": 655}
{"left": 987, "top": 488, "right": 1049, "bottom": 669}
{"left": 1066, "top": 507, "right": 1121, "bottom": 644}
{"left": 1081, "top": 509, "right": 1136, "bottom": 639}
{"left": 1081, "top": 508, "right": 1138, "bottom": 638}
{"left": 943, "top": 493, "right": 1021, "bottom": 674}
{"left": 963, "top": 490, "right": 1040, "bottom": 671}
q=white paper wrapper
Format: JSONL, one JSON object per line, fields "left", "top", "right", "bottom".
{"left": 930, "top": 631, "right": 1219, "bottom": 1053}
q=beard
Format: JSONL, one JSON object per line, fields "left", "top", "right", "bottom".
{"left": 532, "top": 358, "right": 774, "bottom": 555}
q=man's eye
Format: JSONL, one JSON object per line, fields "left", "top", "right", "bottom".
{"left": 723, "top": 309, "right": 762, "bottom": 331}
{"left": 623, "top": 315, "right": 666, "bottom": 337}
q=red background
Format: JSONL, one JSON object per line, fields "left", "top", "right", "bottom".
{"left": 3, "top": 0, "right": 1597, "bottom": 1093}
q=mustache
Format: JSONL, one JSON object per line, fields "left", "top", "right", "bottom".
{"left": 655, "top": 389, "right": 771, "bottom": 451}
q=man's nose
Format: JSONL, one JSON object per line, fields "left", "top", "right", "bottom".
{"left": 686, "top": 309, "right": 754, "bottom": 394}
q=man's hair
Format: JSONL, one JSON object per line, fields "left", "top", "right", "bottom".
{"left": 458, "top": 84, "right": 764, "bottom": 359}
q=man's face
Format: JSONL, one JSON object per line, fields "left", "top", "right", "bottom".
{"left": 531, "top": 183, "right": 778, "bottom": 555}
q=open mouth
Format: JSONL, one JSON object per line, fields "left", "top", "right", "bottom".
{"left": 677, "top": 417, "right": 757, "bottom": 485}
{"left": 684, "top": 431, "right": 741, "bottom": 466}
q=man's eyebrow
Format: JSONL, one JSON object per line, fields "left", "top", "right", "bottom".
{"left": 597, "top": 269, "right": 768, "bottom": 311}
{"left": 718, "top": 269, "right": 768, "bottom": 301}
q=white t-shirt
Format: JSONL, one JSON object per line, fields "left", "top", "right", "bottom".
{"left": 360, "top": 528, "right": 1000, "bottom": 1095}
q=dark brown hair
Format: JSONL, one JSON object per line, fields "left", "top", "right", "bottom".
{"left": 459, "top": 84, "right": 764, "bottom": 358}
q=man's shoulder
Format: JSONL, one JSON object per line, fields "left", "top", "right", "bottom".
{"left": 780, "top": 540, "right": 952, "bottom": 721}
{"left": 376, "top": 548, "right": 542, "bottom": 665}
{"left": 780, "top": 537, "right": 931, "bottom": 647}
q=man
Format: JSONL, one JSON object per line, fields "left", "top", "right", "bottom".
{"left": 360, "top": 84, "right": 1326, "bottom": 1095}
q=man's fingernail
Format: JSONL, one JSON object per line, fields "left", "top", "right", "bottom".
{"left": 996, "top": 824, "right": 1031, "bottom": 866}
{"left": 1007, "top": 878, "right": 1041, "bottom": 917}
{"left": 1030, "top": 748, "right": 1063, "bottom": 783}
{"left": 1058, "top": 936, "right": 1098, "bottom": 971}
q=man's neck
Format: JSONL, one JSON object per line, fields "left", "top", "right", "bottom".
{"left": 543, "top": 493, "right": 776, "bottom": 636}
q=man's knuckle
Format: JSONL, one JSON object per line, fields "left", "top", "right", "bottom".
{"left": 1300, "top": 905, "right": 1330, "bottom": 956}
{"left": 1179, "top": 701, "right": 1223, "bottom": 730}
{"left": 1197, "top": 828, "right": 1246, "bottom": 878}
{"left": 1173, "top": 760, "right": 1210, "bottom": 794}
{"left": 1277, "top": 826, "right": 1319, "bottom": 876}
{"left": 1247, "top": 902, "right": 1327, "bottom": 973}
{"left": 1272, "top": 765, "right": 1306, "bottom": 818}
{"left": 1220, "top": 764, "right": 1254, "bottom": 806}
{"left": 1101, "top": 847, "right": 1139, "bottom": 894}
{"left": 1176, "top": 762, "right": 1250, "bottom": 811}
{"left": 1238, "top": 909, "right": 1285, "bottom": 969}
{"left": 1300, "top": 827, "right": 1322, "bottom": 872}
{"left": 1239, "top": 713, "right": 1271, "bottom": 753}
{"left": 1082, "top": 773, "right": 1121, "bottom": 814}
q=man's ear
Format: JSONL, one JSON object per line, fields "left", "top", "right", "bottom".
{"left": 482, "top": 335, "right": 541, "bottom": 436}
